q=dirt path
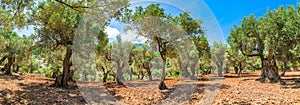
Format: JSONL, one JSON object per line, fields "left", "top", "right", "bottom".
{"left": 0, "top": 71, "right": 299, "bottom": 105}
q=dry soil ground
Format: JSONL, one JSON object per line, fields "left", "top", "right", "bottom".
{"left": 0, "top": 71, "right": 300, "bottom": 105}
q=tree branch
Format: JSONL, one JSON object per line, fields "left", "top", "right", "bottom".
{"left": 239, "top": 42, "right": 261, "bottom": 57}
{"left": 55, "top": 0, "right": 89, "bottom": 9}
{"left": 0, "top": 56, "right": 7, "bottom": 65}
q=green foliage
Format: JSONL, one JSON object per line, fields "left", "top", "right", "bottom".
{"left": 228, "top": 4, "right": 300, "bottom": 71}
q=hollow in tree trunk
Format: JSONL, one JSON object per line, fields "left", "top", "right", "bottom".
{"left": 52, "top": 48, "right": 72, "bottom": 88}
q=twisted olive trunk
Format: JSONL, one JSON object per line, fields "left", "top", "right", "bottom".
{"left": 52, "top": 47, "right": 72, "bottom": 88}
{"left": 4, "top": 57, "right": 15, "bottom": 75}
{"left": 257, "top": 56, "right": 282, "bottom": 83}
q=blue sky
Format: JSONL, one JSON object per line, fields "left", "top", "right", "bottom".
{"left": 204, "top": 0, "right": 299, "bottom": 39}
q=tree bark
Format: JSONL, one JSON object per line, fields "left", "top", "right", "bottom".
{"left": 68, "top": 62, "right": 74, "bottom": 81}
{"left": 190, "top": 62, "right": 197, "bottom": 79}
{"left": 280, "top": 61, "right": 287, "bottom": 76}
{"left": 52, "top": 70, "right": 58, "bottom": 78}
{"left": 52, "top": 47, "right": 72, "bottom": 88}
{"left": 141, "top": 71, "right": 144, "bottom": 80}
{"left": 159, "top": 59, "right": 168, "bottom": 90}
{"left": 142, "top": 60, "right": 152, "bottom": 81}
{"left": 257, "top": 56, "right": 282, "bottom": 83}
{"left": 237, "top": 62, "right": 242, "bottom": 77}
{"left": 129, "top": 68, "right": 133, "bottom": 81}
{"left": 116, "top": 64, "right": 124, "bottom": 86}
{"left": 182, "top": 65, "right": 189, "bottom": 78}
{"left": 4, "top": 57, "right": 15, "bottom": 75}
{"left": 146, "top": 67, "right": 152, "bottom": 81}
{"left": 217, "top": 63, "right": 223, "bottom": 77}
{"left": 103, "top": 73, "right": 108, "bottom": 82}
{"left": 234, "top": 66, "right": 238, "bottom": 74}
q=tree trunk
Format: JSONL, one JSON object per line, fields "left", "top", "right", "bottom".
{"left": 237, "top": 62, "right": 242, "bottom": 77}
{"left": 234, "top": 66, "right": 238, "bottom": 74}
{"left": 52, "top": 47, "right": 72, "bottom": 88}
{"left": 224, "top": 67, "right": 229, "bottom": 74}
{"left": 257, "top": 56, "right": 281, "bottom": 83}
{"left": 182, "top": 65, "right": 189, "bottom": 78}
{"left": 217, "top": 64, "right": 223, "bottom": 77}
{"left": 129, "top": 68, "right": 133, "bottom": 81}
{"left": 52, "top": 70, "right": 58, "bottom": 78}
{"left": 190, "top": 63, "right": 197, "bottom": 79}
{"left": 280, "top": 61, "right": 287, "bottom": 76}
{"left": 146, "top": 68, "right": 152, "bottom": 81}
{"left": 159, "top": 60, "right": 168, "bottom": 90}
{"left": 14, "top": 65, "right": 20, "bottom": 73}
{"left": 103, "top": 72, "right": 108, "bottom": 82}
{"left": 4, "top": 57, "right": 15, "bottom": 75}
{"left": 68, "top": 62, "right": 74, "bottom": 81}
{"left": 197, "top": 64, "right": 202, "bottom": 76}
{"left": 141, "top": 71, "right": 144, "bottom": 80}
{"left": 116, "top": 65, "right": 124, "bottom": 86}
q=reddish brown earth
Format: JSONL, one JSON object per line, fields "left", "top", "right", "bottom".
{"left": 0, "top": 71, "right": 300, "bottom": 105}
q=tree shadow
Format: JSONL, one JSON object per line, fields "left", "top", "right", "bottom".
{"left": 281, "top": 78, "right": 300, "bottom": 89}
{"left": 0, "top": 74, "right": 24, "bottom": 81}
{"left": 158, "top": 79, "right": 230, "bottom": 104}
{"left": 0, "top": 82, "right": 87, "bottom": 105}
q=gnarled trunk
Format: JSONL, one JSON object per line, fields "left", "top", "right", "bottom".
{"left": 52, "top": 48, "right": 72, "bottom": 88}
{"left": 4, "top": 57, "right": 15, "bottom": 75}
{"left": 257, "top": 56, "right": 281, "bottom": 83}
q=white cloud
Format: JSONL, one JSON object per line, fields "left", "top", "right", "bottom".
{"left": 105, "top": 26, "right": 148, "bottom": 44}
{"left": 120, "top": 29, "right": 148, "bottom": 44}
{"left": 105, "top": 26, "right": 120, "bottom": 39}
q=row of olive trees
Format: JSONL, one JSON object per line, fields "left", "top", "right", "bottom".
{"left": 0, "top": 1, "right": 218, "bottom": 90}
